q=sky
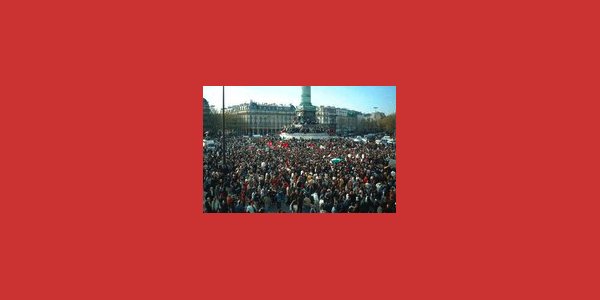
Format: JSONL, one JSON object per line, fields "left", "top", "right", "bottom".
{"left": 202, "top": 86, "right": 396, "bottom": 115}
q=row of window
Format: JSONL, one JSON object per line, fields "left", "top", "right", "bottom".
{"left": 227, "top": 105, "right": 295, "bottom": 112}
{"left": 246, "top": 115, "right": 293, "bottom": 121}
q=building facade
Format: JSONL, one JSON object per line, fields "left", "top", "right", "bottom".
{"left": 362, "top": 112, "right": 385, "bottom": 121}
{"left": 219, "top": 98, "right": 384, "bottom": 135}
{"left": 316, "top": 106, "right": 338, "bottom": 126}
{"left": 225, "top": 101, "right": 296, "bottom": 135}
{"left": 334, "top": 108, "right": 362, "bottom": 134}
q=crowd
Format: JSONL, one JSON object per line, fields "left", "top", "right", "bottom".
{"left": 203, "top": 136, "right": 396, "bottom": 213}
{"left": 281, "top": 123, "right": 333, "bottom": 134}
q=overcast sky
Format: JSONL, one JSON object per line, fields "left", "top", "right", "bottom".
{"left": 202, "top": 86, "right": 396, "bottom": 115}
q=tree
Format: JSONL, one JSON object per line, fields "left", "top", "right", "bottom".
{"left": 203, "top": 112, "right": 218, "bottom": 137}
{"left": 377, "top": 113, "right": 396, "bottom": 134}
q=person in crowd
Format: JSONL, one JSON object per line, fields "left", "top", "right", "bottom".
{"left": 203, "top": 136, "right": 396, "bottom": 213}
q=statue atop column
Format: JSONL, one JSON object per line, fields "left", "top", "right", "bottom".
{"left": 281, "top": 86, "right": 334, "bottom": 138}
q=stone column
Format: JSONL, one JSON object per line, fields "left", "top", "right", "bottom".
{"left": 301, "top": 86, "right": 311, "bottom": 106}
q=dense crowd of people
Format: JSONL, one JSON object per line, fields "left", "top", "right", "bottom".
{"left": 281, "top": 123, "right": 333, "bottom": 134}
{"left": 281, "top": 118, "right": 334, "bottom": 134}
{"left": 203, "top": 136, "right": 396, "bottom": 213}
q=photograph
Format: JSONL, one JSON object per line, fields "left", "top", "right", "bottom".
{"left": 202, "top": 86, "right": 396, "bottom": 213}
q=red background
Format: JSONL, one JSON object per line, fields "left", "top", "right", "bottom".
{"left": 2, "top": 0, "right": 599, "bottom": 299}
